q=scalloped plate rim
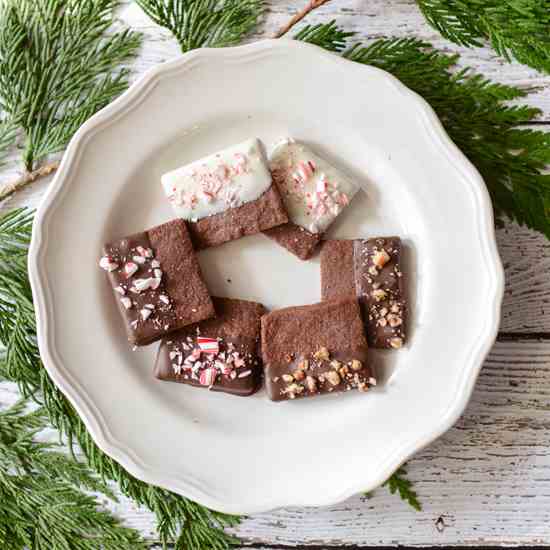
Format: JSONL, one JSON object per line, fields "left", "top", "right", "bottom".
{"left": 28, "top": 38, "right": 504, "bottom": 514}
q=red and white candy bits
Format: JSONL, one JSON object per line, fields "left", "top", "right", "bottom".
{"left": 99, "top": 256, "right": 119, "bottom": 272}
{"left": 199, "top": 367, "right": 217, "bottom": 386}
{"left": 124, "top": 261, "right": 139, "bottom": 278}
{"left": 197, "top": 337, "right": 219, "bottom": 354}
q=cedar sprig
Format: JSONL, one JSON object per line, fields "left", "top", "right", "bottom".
{"left": 136, "top": 0, "right": 265, "bottom": 53}
{"left": 383, "top": 467, "right": 422, "bottom": 511}
{"left": 0, "top": 399, "right": 145, "bottom": 549}
{"left": 0, "top": 208, "right": 241, "bottom": 548}
{"left": 294, "top": 20, "right": 354, "bottom": 53}
{"left": 0, "top": 0, "right": 142, "bottom": 174}
{"left": 415, "top": 0, "right": 550, "bottom": 74}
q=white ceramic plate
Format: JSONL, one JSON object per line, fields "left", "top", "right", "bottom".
{"left": 28, "top": 39, "right": 504, "bottom": 514}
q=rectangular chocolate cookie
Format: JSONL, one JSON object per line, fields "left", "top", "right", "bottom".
{"left": 320, "top": 237, "right": 406, "bottom": 349}
{"left": 161, "top": 138, "right": 288, "bottom": 249}
{"left": 99, "top": 219, "right": 215, "bottom": 346}
{"left": 261, "top": 297, "right": 375, "bottom": 402}
{"left": 263, "top": 139, "right": 359, "bottom": 260}
{"left": 154, "top": 297, "right": 266, "bottom": 396}
{"left": 187, "top": 185, "right": 288, "bottom": 249}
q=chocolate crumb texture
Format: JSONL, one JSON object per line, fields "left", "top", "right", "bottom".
{"left": 154, "top": 297, "right": 266, "bottom": 396}
{"left": 321, "top": 237, "right": 406, "bottom": 349}
{"left": 261, "top": 297, "right": 375, "bottom": 401}
{"left": 99, "top": 219, "right": 214, "bottom": 346}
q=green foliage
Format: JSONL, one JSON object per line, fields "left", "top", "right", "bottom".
{"left": 297, "top": 26, "right": 550, "bottom": 239}
{"left": 136, "top": 0, "right": 265, "bottom": 53}
{"left": 0, "top": 400, "right": 145, "bottom": 549}
{"left": 0, "top": 0, "right": 142, "bottom": 171}
{"left": 294, "top": 20, "right": 354, "bottom": 53}
{"left": 0, "top": 207, "right": 240, "bottom": 549}
{"left": 383, "top": 468, "right": 422, "bottom": 511}
{"left": 0, "top": 119, "right": 16, "bottom": 165}
{"left": 416, "top": 0, "right": 550, "bottom": 74}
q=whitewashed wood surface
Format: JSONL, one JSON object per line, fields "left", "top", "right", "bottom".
{"left": 1, "top": 1, "right": 550, "bottom": 547}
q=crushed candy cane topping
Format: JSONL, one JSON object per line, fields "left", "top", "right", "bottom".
{"left": 166, "top": 334, "right": 257, "bottom": 388}
{"left": 99, "top": 256, "right": 118, "bottom": 272}
{"left": 99, "top": 240, "right": 173, "bottom": 330}
{"left": 161, "top": 138, "right": 272, "bottom": 222}
{"left": 269, "top": 138, "right": 359, "bottom": 234}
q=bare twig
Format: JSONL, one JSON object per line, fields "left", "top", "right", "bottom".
{"left": 0, "top": 161, "right": 59, "bottom": 202}
{"left": 272, "top": 0, "right": 332, "bottom": 38}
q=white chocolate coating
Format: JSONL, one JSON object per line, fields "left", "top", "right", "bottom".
{"left": 269, "top": 139, "right": 359, "bottom": 234}
{"left": 161, "top": 138, "right": 272, "bottom": 221}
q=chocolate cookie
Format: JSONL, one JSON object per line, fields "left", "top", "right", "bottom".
{"left": 99, "top": 219, "right": 214, "bottom": 346}
{"left": 263, "top": 139, "right": 359, "bottom": 260}
{"left": 321, "top": 237, "right": 406, "bottom": 349}
{"left": 261, "top": 297, "right": 376, "bottom": 401}
{"left": 154, "top": 297, "right": 266, "bottom": 396}
{"left": 161, "top": 138, "right": 288, "bottom": 249}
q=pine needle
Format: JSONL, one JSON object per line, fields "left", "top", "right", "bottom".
{"left": 136, "top": 0, "right": 265, "bottom": 53}
{"left": 416, "top": 0, "right": 550, "bottom": 74}
{"left": 0, "top": 0, "right": 142, "bottom": 172}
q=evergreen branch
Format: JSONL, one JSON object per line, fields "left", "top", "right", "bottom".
{"left": 136, "top": 0, "right": 264, "bottom": 53}
{"left": 0, "top": 207, "right": 241, "bottom": 549}
{"left": 273, "top": 0, "right": 332, "bottom": 38}
{"left": 0, "top": 161, "right": 59, "bottom": 202}
{"left": 416, "top": 0, "right": 550, "bottom": 74}
{"left": 383, "top": 468, "right": 422, "bottom": 511}
{"left": 341, "top": 35, "right": 550, "bottom": 237}
{"left": 0, "top": 118, "right": 17, "bottom": 165}
{"left": 294, "top": 20, "right": 354, "bottom": 53}
{"left": 0, "top": 400, "right": 145, "bottom": 550}
{"left": 0, "top": 0, "right": 142, "bottom": 174}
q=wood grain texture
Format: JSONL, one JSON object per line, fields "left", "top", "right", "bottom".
{"left": 1, "top": 1, "right": 550, "bottom": 546}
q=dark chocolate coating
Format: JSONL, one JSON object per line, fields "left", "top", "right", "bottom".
{"left": 187, "top": 185, "right": 288, "bottom": 249}
{"left": 154, "top": 297, "right": 266, "bottom": 396}
{"left": 102, "top": 219, "right": 214, "bottom": 346}
{"left": 263, "top": 221, "right": 321, "bottom": 260}
{"left": 320, "top": 237, "right": 406, "bottom": 349}
{"left": 261, "top": 297, "right": 374, "bottom": 401}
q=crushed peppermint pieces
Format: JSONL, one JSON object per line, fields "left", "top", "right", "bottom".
{"left": 197, "top": 337, "right": 219, "bottom": 354}
{"left": 165, "top": 336, "right": 255, "bottom": 388}
{"left": 124, "top": 262, "right": 139, "bottom": 278}
{"left": 140, "top": 308, "right": 152, "bottom": 321}
{"left": 99, "top": 256, "right": 118, "bottom": 272}
{"left": 99, "top": 242, "right": 174, "bottom": 332}
{"left": 199, "top": 367, "right": 217, "bottom": 387}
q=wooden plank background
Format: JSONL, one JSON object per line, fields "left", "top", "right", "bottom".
{"left": 1, "top": 1, "right": 550, "bottom": 546}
